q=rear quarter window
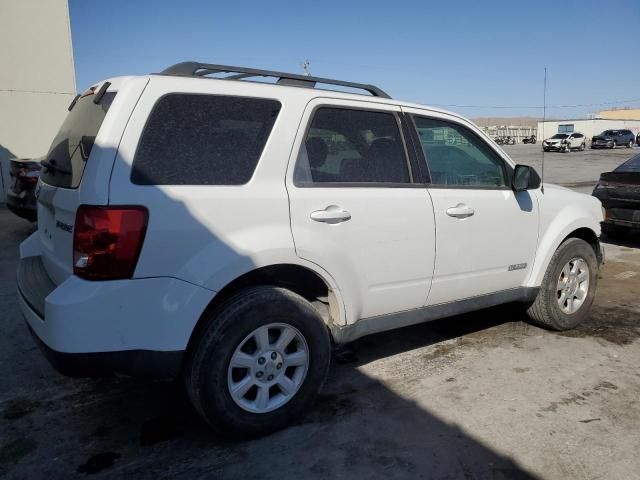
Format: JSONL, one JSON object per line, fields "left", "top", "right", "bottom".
{"left": 615, "top": 154, "right": 640, "bottom": 172}
{"left": 131, "top": 94, "right": 281, "bottom": 185}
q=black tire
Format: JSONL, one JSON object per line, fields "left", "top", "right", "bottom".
{"left": 184, "top": 286, "right": 331, "bottom": 438}
{"left": 611, "top": 141, "right": 617, "bottom": 149}
{"left": 627, "top": 140, "right": 634, "bottom": 148}
{"left": 526, "top": 238, "right": 598, "bottom": 331}
{"left": 602, "top": 223, "right": 626, "bottom": 239}
{"left": 580, "top": 143, "right": 586, "bottom": 151}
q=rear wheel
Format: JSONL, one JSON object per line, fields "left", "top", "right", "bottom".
{"left": 627, "top": 140, "right": 634, "bottom": 148}
{"left": 184, "top": 286, "right": 331, "bottom": 438}
{"left": 526, "top": 238, "right": 598, "bottom": 331}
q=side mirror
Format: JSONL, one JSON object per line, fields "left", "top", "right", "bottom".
{"left": 512, "top": 164, "right": 541, "bottom": 191}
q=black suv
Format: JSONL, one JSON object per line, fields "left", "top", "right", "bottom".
{"left": 591, "top": 129, "right": 635, "bottom": 149}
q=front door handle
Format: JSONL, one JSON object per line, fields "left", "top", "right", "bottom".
{"left": 446, "top": 204, "right": 475, "bottom": 218}
{"left": 310, "top": 206, "right": 352, "bottom": 224}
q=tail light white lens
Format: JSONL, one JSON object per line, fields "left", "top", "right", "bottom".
{"left": 73, "top": 205, "right": 148, "bottom": 280}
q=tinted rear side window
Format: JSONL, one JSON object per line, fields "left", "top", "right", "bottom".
{"left": 41, "top": 91, "right": 116, "bottom": 188}
{"left": 131, "top": 94, "right": 281, "bottom": 185}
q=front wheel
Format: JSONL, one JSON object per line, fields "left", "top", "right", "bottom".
{"left": 184, "top": 286, "right": 331, "bottom": 438}
{"left": 610, "top": 141, "right": 617, "bottom": 149}
{"left": 580, "top": 143, "right": 586, "bottom": 151}
{"left": 526, "top": 238, "right": 598, "bottom": 331}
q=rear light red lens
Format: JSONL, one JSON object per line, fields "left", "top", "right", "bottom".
{"left": 73, "top": 205, "right": 148, "bottom": 280}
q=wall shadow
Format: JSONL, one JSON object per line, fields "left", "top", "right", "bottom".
{"left": 1, "top": 137, "right": 539, "bottom": 480}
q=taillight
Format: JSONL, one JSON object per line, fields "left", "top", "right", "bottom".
{"left": 73, "top": 205, "right": 148, "bottom": 280}
{"left": 18, "top": 168, "right": 40, "bottom": 184}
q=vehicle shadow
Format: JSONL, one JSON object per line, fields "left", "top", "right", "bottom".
{"left": 1, "top": 138, "right": 539, "bottom": 480}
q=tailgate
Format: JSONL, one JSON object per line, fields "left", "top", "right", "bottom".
{"left": 36, "top": 84, "right": 118, "bottom": 285}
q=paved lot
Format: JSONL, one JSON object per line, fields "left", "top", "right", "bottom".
{"left": 1, "top": 145, "right": 640, "bottom": 479}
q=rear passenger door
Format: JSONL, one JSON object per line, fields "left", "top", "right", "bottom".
{"left": 402, "top": 108, "right": 539, "bottom": 305}
{"left": 286, "top": 99, "right": 436, "bottom": 323}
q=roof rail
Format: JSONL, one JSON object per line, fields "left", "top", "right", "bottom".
{"left": 157, "top": 61, "right": 391, "bottom": 99}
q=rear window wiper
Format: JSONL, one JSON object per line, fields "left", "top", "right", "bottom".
{"left": 40, "top": 159, "right": 72, "bottom": 175}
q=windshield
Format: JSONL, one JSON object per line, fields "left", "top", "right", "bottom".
{"left": 551, "top": 134, "right": 568, "bottom": 139}
{"left": 40, "top": 91, "right": 116, "bottom": 188}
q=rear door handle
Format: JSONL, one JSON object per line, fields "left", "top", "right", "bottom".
{"left": 310, "top": 206, "right": 351, "bottom": 224}
{"left": 446, "top": 204, "right": 475, "bottom": 218}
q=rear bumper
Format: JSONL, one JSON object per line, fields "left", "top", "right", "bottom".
{"left": 27, "top": 325, "right": 184, "bottom": 378}
{"left": 17, "top": 255, "right": 215, "bottom": 378}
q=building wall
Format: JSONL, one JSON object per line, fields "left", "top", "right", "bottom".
{"left": 537, "top": 119, "right": 640, "bottom": 142}
{"left": 598, "top": 109, "right": 640, "bottom": 120}
{"left": 0, "top": 0, "right": 76, "bottom": 202}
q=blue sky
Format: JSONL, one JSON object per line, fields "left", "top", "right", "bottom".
{"left": 69, "top": 0, "right": 639, "bottom": 118}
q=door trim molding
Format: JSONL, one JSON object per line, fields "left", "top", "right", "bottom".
{"left": 330, "top": 287, "right": 539, "bottom": 344}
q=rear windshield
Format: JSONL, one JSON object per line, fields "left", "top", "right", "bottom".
{"left": 40, "top": 91, "right": 116, "bottom": 188}
{"left": 130, "top": 94, "right": 281, "bottom": 185}
{"left": 615, "top": 154, "right": 640, "bottom": 173}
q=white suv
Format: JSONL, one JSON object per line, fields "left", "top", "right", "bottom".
{"left": 543, "top": 132, "right": 587, "bottom": 152}
{"left": 17, "top": 62, "right": 604, "bottom": 437}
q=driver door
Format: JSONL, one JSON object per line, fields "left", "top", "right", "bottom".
{"left": 402, "top": 108, "right": 539, "bottom": 305}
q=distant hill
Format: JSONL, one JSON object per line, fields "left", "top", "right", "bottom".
{"left": 470, "top": 117, "right": 541, "bottom": 128}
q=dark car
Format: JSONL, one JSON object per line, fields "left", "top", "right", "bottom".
{"left": 591, "top": 129, "right": 635, "bottom": 149}
{"left": 592, "top": 153, "right": 640, "bottom": 238}
{"left": 636, "top": 132, "right": 640, "bottom": 146}
{"left": 6, "top": 158, "right": 41, "bottom": 221}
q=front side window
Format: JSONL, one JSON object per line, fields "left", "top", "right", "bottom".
{"left": 412, "top": 116, "right": 507, "bottom": 188}
{"left": 131, "top": 94, "right": 281, "bottom": 185}
{"left": 294, "top": 107, "right": 410, "bottom": 185}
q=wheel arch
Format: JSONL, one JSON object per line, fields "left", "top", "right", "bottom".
{"left": 185, "top": 263, "right": 345, "bottom": 356}
{"left": 525, "top": 222, "right": 602, "bottom": 288}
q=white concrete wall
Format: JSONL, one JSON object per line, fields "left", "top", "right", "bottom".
{"left": 0, "top": 0, "right": 76, "bottom": 202}
{"left": 537, "top": 119, "right": 640, "bottom": 143}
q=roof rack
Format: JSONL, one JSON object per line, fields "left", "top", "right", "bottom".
{"left": 157, "top": 61, "right": 391, "bottom": 99}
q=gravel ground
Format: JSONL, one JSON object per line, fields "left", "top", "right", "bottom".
{"left": 1, "top": 144, "right": 639, "bottom": 479}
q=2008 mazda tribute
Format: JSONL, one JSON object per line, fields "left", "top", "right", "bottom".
{"left": 17, "top": 61, "right": 604, "bottom": 437}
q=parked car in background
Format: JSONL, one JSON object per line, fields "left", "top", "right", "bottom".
{"left": 522, "top": 135, "right": 537, "bottom": 144}
{"left": 593, "top": 153, "right": 640, "bottom": 238}
{"left": 543, "top": 132, "right": 586, "bottom": 152}
{"left": 591, "top": 129, "right": 635, "bottom": 149}
{"left": 17, "top": 61, "right": 604, "bottom": 437}
{"left": 6, "top": 158, "right": 41, "bottom": 221}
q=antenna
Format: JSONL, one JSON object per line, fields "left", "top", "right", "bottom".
{"left": 541, "top": 67, "right": 547, "bottom": 194}
{"left": 303, "top": 59, "right": 311, "bottom": 77}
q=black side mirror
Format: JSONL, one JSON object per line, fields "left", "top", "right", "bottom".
{"left": 512, "top": 164, "right": 541, "bottom": 191}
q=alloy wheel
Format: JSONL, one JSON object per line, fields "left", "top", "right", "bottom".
{"left": 556, "top": 257, "right": 590, "bottom": 314}
{"left": 227, "top": 323, "right": 309, "bottom": 413}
